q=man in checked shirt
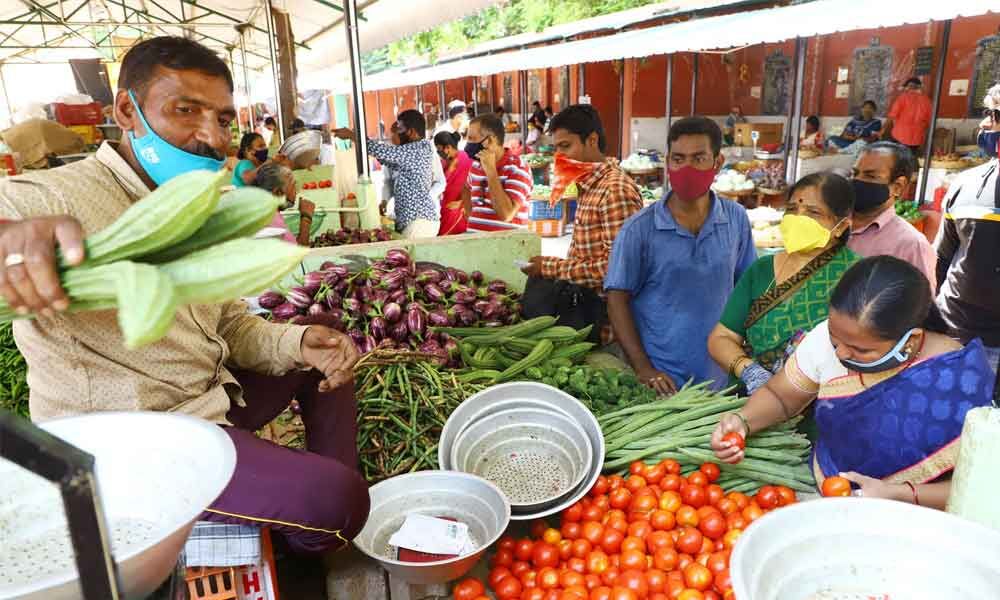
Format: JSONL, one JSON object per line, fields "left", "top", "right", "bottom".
{"left": 521, "top": 105, "right": 642, "bottom": 342}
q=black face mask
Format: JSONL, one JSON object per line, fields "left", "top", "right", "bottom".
{"left": 851, "top": 179, "right": 891, "bottom": 213}
{"left": 253, "top": 148, "right": 269, "bottom": 163}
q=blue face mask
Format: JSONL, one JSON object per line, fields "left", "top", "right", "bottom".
{"left": 977, "top": 130, "right": 1000, "bottom": 158}
{"left": 840, "top": 328, "right": 918, "bottom": 374}
{"left": 126, "top": 90, "right": 226, "bottom": 186}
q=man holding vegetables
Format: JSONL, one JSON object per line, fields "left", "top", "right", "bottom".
{"left": 0, "top": 37, "right": 369, "bottom": 555}
{"left": 605, "top": 117, "right": 756, "bottom": 394}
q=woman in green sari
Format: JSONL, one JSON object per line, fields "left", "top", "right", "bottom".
{"left": 709, "top": 172, "right": 859, "bottom": 410}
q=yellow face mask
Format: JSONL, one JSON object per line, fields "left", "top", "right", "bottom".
{"left": 779, "top": 214, "right": 839, "bottom": 254}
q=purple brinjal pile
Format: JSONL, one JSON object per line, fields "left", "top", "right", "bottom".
{"left": 257, "top": 248, "right": 521, "bottom": 359}
{"left": 310, "top": 227, "right": 394, "bottom": 247}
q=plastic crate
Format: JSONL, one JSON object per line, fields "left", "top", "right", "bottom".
{"left": 528, "top": 199, "right": 563, "bottom": 220}
{"left": 51, "top": 102, "right": 103, "bottom": 126}
{"left": 186, "top": 567, "right": 238, "bottom": 599}
{"left": 68, "top": 125, "right": 97, "bottom": 145}
{"left": 528, "top": 219, "right": 565, "bottom": 238}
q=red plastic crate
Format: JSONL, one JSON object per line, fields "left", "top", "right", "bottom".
{"left": 51, "top": 102, "right": 103, "bottom": 126}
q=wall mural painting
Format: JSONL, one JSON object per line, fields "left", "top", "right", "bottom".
{"left": 849, "top": 45, "right": 894, "bottom": 117}
{"left": 761, "top": 50, "right": 792, "bottom": 116}
{"left": 969, "top": 34, "right": 1000, "bottom": 117}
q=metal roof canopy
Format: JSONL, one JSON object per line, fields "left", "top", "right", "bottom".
{"left": 363, "top": 0, "right": 1000, "bottom": 91}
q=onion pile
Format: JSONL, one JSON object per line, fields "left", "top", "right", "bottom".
{"left": 259, "top": 249, "right": 522, "bottom": 360}
{"left": 310, "top": 227, "right": 394, "bottom": 247}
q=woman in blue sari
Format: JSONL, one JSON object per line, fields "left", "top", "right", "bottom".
{"left": 711, "top": 256, "right": 995, "bottom": 508}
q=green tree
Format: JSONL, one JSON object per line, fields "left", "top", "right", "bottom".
{"left": 365, "top": 0, "right": 657, "bottom": 73}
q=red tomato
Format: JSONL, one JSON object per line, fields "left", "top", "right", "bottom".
{"left": 532, "top": 542, "right": 560, "bottom": 569}
{"left": 584, "top": 503, "right": 606, "bottom": 522}
{"left": 716, "top": 499, "right": 738, "bottom": 516}
{"left": 620, "top": 549, "right": 647, "bottom": 572}
{"left": 725, "top": 492, "right": 749, "bottom": 510}
{"left": 602, "top": 566, "right": 621, "bottom": 587}
{"left": 585, "top": 574, "right": 603, "bottom": 590}
{"left": 624, "top": 476, "right": 647, "bottom": 494}
{"left": 630, "top": 461, "right": 647, "bottom": 476}
{"left": 652, "top": 546, "right": 679, "bottom": 571}
{"left": 643, "top": 463, "right": 667, "bottom": 485}
{"left": 698, "top": 463, "right": 721, "bottom": 483}
{"left": 615, "top": 569, "right": 650, "bottom": 599}
{"left": 699, "top": 513, "right": 727, "bottom": 541}
{"left": 675, "top": 527, "right": 704, "bottom": 555}
{"left": 511, "top": 561, "right": 531, "bottom": 578}
{"left": 563, "top": 585, "right": 589, "bottom": 599}
{"left": 582, "top": 521, "right": 605, "bottom": 546}
{"left": 563, "top": 521, "right": 583, "bottom": 540}
{"left": 681, "top": 485, "right": 707, "bottom": 509}
{"left": 660, "top": 474, "right": 683, "bottom": 492}
{"left": 492, "top": 550, "right": 514, "bottom": 568}
{"left": 677, "top": 590, "right": 704, "bottom": 600}
{"left": 522, "top": 569, "right": 538, "bottom": 588}
{"left": 494, "top": 575, "right": 523, "bottom": 599}
{"left": 713, "top": 569, "right": 732, "bottom": 595}
{"left": 591, "top": 476, "right": 610, "bottom": 497}
{"left": 621, "top": 536, "right": 645, "bottom": 554}
{"left": 498, "top": 536, "right": 517, "bottom": 552}
{"left": 546, "top": 592, "right": 562, "bottom": 600}
{"left": 631, "top": 493, "right": 658, "bottom": 515}
{"left": 682, "top": 563, "right": 713, "bottom": 592}
{"left": 453, "top": 577, "right": 486, "bottom": 600}
{"left": 587, "top": 549, "right": 610, "bottom": 574}
{"left": 569, "top": 557, "right": 588, "bottom": 574}
{"left": 676, "top": 505, "right": 699, "bottom": 528}
{"left": 559, "top": 539, "right": 574, "bottom": 560}
{"left": 610, "top": 488, "right": 633, "bottom": 510}
{"left": 706, "top": 552, "right": 728, "bottom": 575}
{"left": 601, "top": 527, "right": 625, "bottom": 554}
{"left": 562, "top": 570, "right": 587, "bottom": 589}
{"left": 608, "top": 475, "right": 625, "bottom": 491}
{"left": 755, "top": 486, "right": 780, "bottom": 510}
{"left": 725, "top": 513, "right": 748, "bottom": 531}
{"left": 705, "top": 485, "right": 725, "bottom": 507}
{"left": 721, "top": 432, "right": 745, "bottom": 450}
{"left": 646, "top": 530, "right": 674, "bottom": 554}
{"left": 821, "top": 476, "right": 852, "bottom": 497}
{"left": 591, "top": 587, "right": 613, "bottom": 600}
{"left": 525, "top": 589, "right": 547, "bottom": 600}
{"left": 645, "top": 568, "right": 667, "bottom": 593}
{"left": 649, "top": 509, "right": 676, "bottom": 532}
{"left": 776, "top": 486, "right": 797, "bottom": 506}
{"left": 488, "top": 566, "right": 513, "bottom": 589}
{"left": 515, "top": 539, "right": 535, "bottom": 562}
{"left": 607, "top": 517, "right": 630, "bottom": 535}
{"left": 565, "top": 503, "right": 584, "bottom": 522}
{"left": 542, "top": 528, "right": 562, "bottom": 546}
{"left": 573, "top": 538, "right": 594, "bottom": 559}
{"left": 593, "top": 495, "right": 612, "bottom": 513}
{"left": 660, "top": 459, "right": 681, "bottom": 475}
{"left": 610, "top": 586, "right": 639, "bottom": 600}
{"left": 696, "top": 506, "right": 721, "bottom": 521}
{"left": 704, "top": 591, "right": 722, "bottom": 600}
{"left": 531, "top": 520, "right": 549, "bottom": 539}
{"left": 722, "top": 529, "right": 742, "bottom": 550}
{"left": 627, "top": 520, "right": 653, "bottom": 540}
{"left": 741, "top": 503, "right": 764, "bottom": 523}
{"left": 538, "top": 567, "right": 560, "bottom": 589}
{"left": 687, "top": 472, "right": 709, "bottom": 487}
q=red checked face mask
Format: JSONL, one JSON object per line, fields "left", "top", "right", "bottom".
{"left": 668, "top": 164, "right": 718, "bottom": 202}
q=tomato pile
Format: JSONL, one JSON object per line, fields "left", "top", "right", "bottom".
{"left": 457, "top": 459, "right": 798, "bottom": 600}
{"left": 302, "top": 179, "right": 333, "bottom": 189}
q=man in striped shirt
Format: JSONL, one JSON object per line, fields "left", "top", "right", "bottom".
{"left": 462, "top": 113, "right": 533, "bottom": 232}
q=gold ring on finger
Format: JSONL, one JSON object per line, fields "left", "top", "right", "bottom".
{"left": 4, "top": 253, "right": 25, "bottom": 268}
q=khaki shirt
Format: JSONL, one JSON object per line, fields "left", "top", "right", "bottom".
{"left": 0, "top": 142, "right": 308, "bottom": 423}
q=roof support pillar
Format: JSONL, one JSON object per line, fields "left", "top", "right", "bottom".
{"left": 785, "top": 36, "right": 808, "bottom": 185}
{"left": 344, "top": 0, "right": 369, "bottom": 176}
{"left": 918, "top": 19, "right": 952, "bottom": 204}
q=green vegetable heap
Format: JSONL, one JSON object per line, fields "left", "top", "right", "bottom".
{"left": 895, "top": 200, "right": 923, "bottom": 223}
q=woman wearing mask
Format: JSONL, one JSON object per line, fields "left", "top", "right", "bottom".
{"left": 711, "top": 256, "right": 995, "bottom": 508}
{"left": 232, "top": 132, "right": 270, "bottom": 187}
{"left": 525, "top": 113, "right": 551, "bottom": 154}
{"left": 434, "top": 131, "right": 473, "bottom": 235}
{"left": 708, "top": 173, "right": 859, "bottom": 413}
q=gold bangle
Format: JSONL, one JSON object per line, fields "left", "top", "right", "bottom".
{"left": 735, "top": 412, "right": 751, "bottom": 436}
{"left": 729, "top": 356, "right": 750, "bottom": 377}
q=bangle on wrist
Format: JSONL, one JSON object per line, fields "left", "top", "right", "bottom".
{"left": 729, "top": 356, "right": 751, "bottom": 377}
{"left": 904, "top": 481, "right": 919, "bottom": 505}
{"left": 735, "top": 412, "right": 751, "bottom": 437}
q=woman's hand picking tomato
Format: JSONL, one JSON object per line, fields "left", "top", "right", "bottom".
{"left": 452, "top": 577, "right": 486, "bottom": 600}
{"left": 821, "top": 475, "right": 853, "bottom": 497}
{"left": 710, "top": 414, "right": 748, "bottom": 464}
{"left": 839, "top": 471, "right": 904, "bottom": 501}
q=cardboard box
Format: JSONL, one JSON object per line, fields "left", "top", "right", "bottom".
{"left": 734, "top": 122, "right": 784, "bottom": 147}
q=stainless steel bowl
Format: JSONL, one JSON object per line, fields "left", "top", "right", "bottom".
{"left": 278, "top": 130, "right": 322, "bottom": 169}
{"left": 450, "top": 408, "right": 593, "bottom": 513}
{"left": 732, "top": 497, "right": 1000, "bottom": 600}
{"left": 439, "top": 382, "right": 604, "bottom": 521}
{"left": 0, "top": 412, "right": 236, "bottom": 600}
{"left": 353, "top": 471, "right": 510, "bottom": 585}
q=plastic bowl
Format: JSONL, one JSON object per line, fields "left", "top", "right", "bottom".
{"left": 450, "top": 408, "right": 593, "bottom": 513}
{"left": 731, "top": 497, "right": 1000, "bottom": 600}
{"left": 353, "top": 471, "right": 510, "bottom": 585}
{"left": 439, "top": 382, "right": 604, "bottom": 521}
{"left": 278, "top": 130, "right": 322, "bottom": 169}
{"left": 0, "top": 412, "right": 236, "bottom": 600}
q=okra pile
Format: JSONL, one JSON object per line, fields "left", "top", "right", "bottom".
{"left": 601, "top": 381, "right": 815, "bottom": 494}
{"left": 0, "top": 170, "right": 308, "bottom": 348}
{"left": 436, "top": 316, "right": 596, "bottom": 385}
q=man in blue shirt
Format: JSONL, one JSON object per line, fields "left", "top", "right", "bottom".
{"left": 605, "top": 117, "right": 756, "bottom": 393}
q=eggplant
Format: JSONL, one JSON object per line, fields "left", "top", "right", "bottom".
{"left": 405, "top": 301, "right": 426, "bottom": 314}
{"left": 359, "top": 335, "right": 377, "bottom": 354}
{"left": 347, "top": 328, "right": 365, "bottom": 345}
{"left": 287, "top": 287, "right": 313, "bottom": 309}
{"left": 380, "top": 269, "right": 406, "bottom": 291}
{"left": 487, "top": 280, "right": 508, "bottom": 295}
{"left": 470, "top": 270, "right": 485, "bottom": 284}
{"left": 452, "top": 289, "right": 477, "bottom": 305}
{"left": 473, "top": 299, "right": 492, "bottom": 316}
{"left": 370, "top": 316, "right": 388, "bottom": 340}
{"left": 443, "top": 338, "right": 460, "bottom": 357}
{"left": 257, "top": 291, "right": 285, "bottom": 309}
{"left": 388, "top": 289, "right": 407, "bottom": 304}
{"left": 390, "top": 320, "right": 409, "bottom": 342}
{"left": 427, "top": 309, "right": 450, "bottom": 327}
{"left": 417, "top": 268, "right": 444, "bottom": 284}
{"left": 449, "top": 268, "right": 469, "bottom": 284}
{"left": 423, "top": 283, "right": 446, "bottom": 303}
{"left": 335, "top": 279, "right": 349, "bottom": 294}
{"left": 320, "top": 261, "right": 337, "bottom": 271}
{"left": 385, "top": 248, "right": 412, "bottom": 268}
{"left": 376, "top": 229, "right": 392, "bottom": 242}
{"left": 322, "top": 292, "right": 342, "bottom": 311}
{"left": 454, "top": 304, "right": 478, "bottom": 326}
{"left": 322, "top": 271, "right": 340, "bottom": 287}
{"left": 383, "top": 302, "right": 403, "bottom": 323}
{"left": 329, "top": 265, "right": 350, "bottom": 279}
{"left": 373, "top": 289, "right": 391, "bottom": 304}
{"left": 308, "top": 303, "right": 325, "bottom": 316}
{"left": 271, "top": 302, "right": 299, "bottom": 321}
{"left": 303, "top": 272, "right": 325, "bottom": 294}
{"left": 407, "top": 307, "right": 426, "bottom": 336}
{"left": 418, "top": 339, "right": 442, "bottom": 354}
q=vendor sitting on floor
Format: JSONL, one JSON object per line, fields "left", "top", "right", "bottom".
{"left": 0, "top": 36, "right": 369, "bottom": 555}
{"left": 252, "top": 162, "right": 299, "bottom": 243}
{"left": 520, "top": 105, "right": 643, "bottom": 343}
{"left": 711, "top": 256, "right": 995, "bottom": 508}
{"left": 605, "top": 117, "right": 756, "bottom": 394}
{"left": 827, "top": 100, "right": 882, "bottom": 150}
